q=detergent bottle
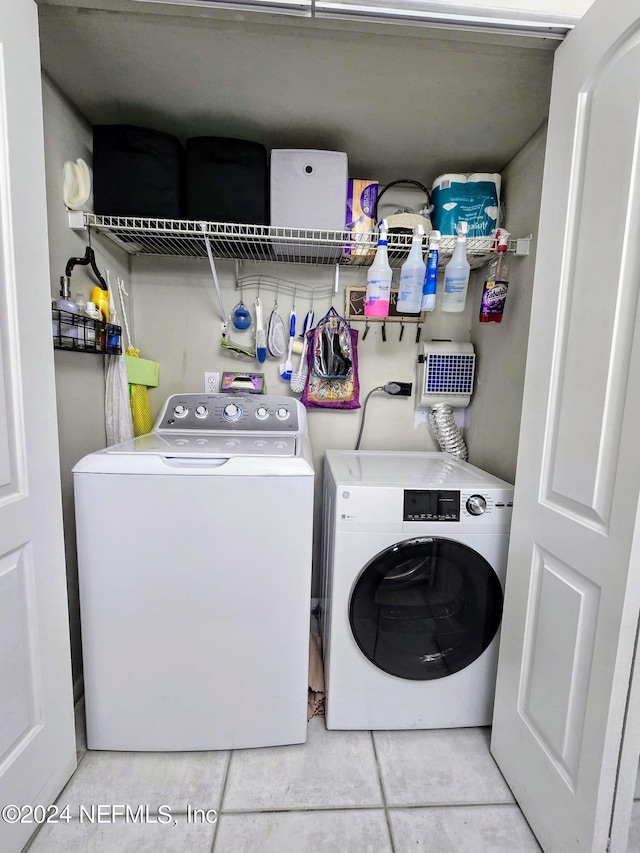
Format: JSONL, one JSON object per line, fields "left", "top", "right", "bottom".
{"left": 479, "top": 230, "right": 511, "bottom": 322}
{"left": 421, "top": 229, "right": 441, "bottom": 312}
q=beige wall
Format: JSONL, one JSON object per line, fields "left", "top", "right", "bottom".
{"left": 42, "top": 75, "right": 130, "bottom": 694}
{"left": 466, "top": 124, "right": 548, "bottom": 484}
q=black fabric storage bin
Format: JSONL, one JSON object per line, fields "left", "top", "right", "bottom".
{"left": 93, "top": 125, "right": 185, "bottom": 219}
{"left": 186, "top": 137, "right": 268, "bottom": 225}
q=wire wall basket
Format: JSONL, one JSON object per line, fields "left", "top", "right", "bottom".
{"left": 52, "top": 309, "right": 122, "bottom": 355}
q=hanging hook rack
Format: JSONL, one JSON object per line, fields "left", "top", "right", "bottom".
{"left": 236, "top": 273, "right": 336, "bottom": 301}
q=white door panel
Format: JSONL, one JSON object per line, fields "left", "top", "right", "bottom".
{"left": 491, "top": 0, "right": 640, "bottom": 850}
{"left": 0, "top": 2, "right": 75, "bottom": 852}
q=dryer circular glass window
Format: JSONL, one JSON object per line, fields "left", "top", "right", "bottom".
{"left": 349, "top": 537, "right": 503, "bottom": 681}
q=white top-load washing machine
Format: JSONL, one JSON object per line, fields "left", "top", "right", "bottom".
{"left": 321, "top": 450, "right": 513, "bottom": 730}
{"left": 74, "top": 393, "right": 314, "bottom": 751}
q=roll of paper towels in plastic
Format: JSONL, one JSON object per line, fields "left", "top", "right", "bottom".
{"left": 431, "top": 173, "right": 500, "bottom": 237}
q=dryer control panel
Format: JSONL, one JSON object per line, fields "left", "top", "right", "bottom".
{"left": 156, "top": 394, "right": 301, "bottom": 432}
{"left": 403, "top": 489, "right": 514, "bottom": 522}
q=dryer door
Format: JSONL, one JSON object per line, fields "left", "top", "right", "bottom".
{"left": 349, "top": 537, "right": 503, "bottom": 680}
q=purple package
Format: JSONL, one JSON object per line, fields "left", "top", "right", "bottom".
{"left": 344, "top": 180, "right": 378, "bottom": 258}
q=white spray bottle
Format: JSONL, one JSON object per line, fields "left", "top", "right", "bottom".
{"left": 397, "top": 224, "right": 426, "bottom": 315}
{"left": 365, "top": 219, "right": 393, "bottom": 318}
{"left": 441, "top": 221, "right": 471, "bottom": 312}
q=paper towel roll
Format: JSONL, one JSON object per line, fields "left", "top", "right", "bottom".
{"left": 431, "top": 173, "right": 468, "bottom": 191}
{"left": 469, "top": 173, "right": 501, "bottom": 197}
{"left": 62, "top": 158, "right": 94, "bottom": 212}
{"left": 431, "top": 172, "right": 501, "bottom": 237}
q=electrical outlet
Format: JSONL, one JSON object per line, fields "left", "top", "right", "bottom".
{"left": 204, "top": 372, "right": 220, "bottom": 394}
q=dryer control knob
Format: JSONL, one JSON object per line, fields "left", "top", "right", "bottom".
{"left": 173, "top": 404, "right": 188, "bottom": 418}
{"left": 195, "top": 405, "right": 208, "bottom": 419}
{"left": 223, "top": 403, "right": 241, "bottom": 421}
{"left": 466, "top": 495, "right": 487, "bottom": 516}
{"left": 276, "top": 407, "right": 290, "bottom": 421}
{"left": 256, "top": 406, "right": 269, "bottom": 420}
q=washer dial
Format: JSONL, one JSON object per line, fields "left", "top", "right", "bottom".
{"left": 223, "top": 403, "right": 242, "bottom": 421}
{"left": 466, "top": 495, "right": 487, "bottom": 516}
{"left": 173, "top": 404, "right": 188, "bottom": 418}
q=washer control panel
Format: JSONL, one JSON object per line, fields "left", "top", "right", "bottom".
{"left": 158, "top": 394, "right": 300, "bottom": 432}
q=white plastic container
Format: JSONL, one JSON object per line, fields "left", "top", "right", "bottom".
{"left": 84, "top": 301, "right": 102, "bottom": 344}
{"left": 441, "top": 221, "right": 471, "bottom": 312}
{"left": 270, "top": 149, "right": 348, "bottom": 230}
{"left": 396, "top": 224, "right": 426, "bottom": 315}
{"left": 364, "top": 222, "right": 393, "bottom": 318}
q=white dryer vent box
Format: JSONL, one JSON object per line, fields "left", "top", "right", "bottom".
{"left": 270, "top": 150, "right": 348, "bottom": 231}
{"left": 417, "top": 341, "right": 476, "bottom": 408}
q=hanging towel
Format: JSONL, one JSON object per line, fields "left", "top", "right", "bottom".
{"left": 105, "top": 354, "right": 134, "bottom": 446}
{"left": 126, "top": 346, "right": 155, "bottom": 436}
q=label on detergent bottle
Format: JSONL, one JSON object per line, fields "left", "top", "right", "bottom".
{"left": 479, "top": 278, "right": 509, "bottom": 322}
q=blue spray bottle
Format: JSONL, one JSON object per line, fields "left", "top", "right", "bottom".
{"left": 421, "top": 230, "right": 441, "bottom": 312}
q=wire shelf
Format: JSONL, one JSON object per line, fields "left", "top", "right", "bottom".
{"left": 76, "top": 213, "right": 531, "bottom": 270}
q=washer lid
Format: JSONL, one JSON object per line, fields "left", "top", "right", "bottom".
{"left": 325, "top": 450, "right": 513, "bottom": 489}
{"left": 104, "top": 432, "right": 297, "bottom": 458}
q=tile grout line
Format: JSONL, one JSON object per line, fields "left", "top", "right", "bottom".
{"left": 220, "top": 804, "right": 391, "bottom": 815}
{"left": 370, "top": 731, "right": 396, "bottom": 853}
{"left": 210, "top": 749, "right": 233, "bottom": 852}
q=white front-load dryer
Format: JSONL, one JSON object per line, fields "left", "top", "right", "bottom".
{"left": 321, "top": 450, "right": 513, "bottom": 730}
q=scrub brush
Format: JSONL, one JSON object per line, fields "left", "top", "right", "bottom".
{"left": 278, "top": 305, "right": 296, "bottom": 381}
{"left": 290, "top": 332, "right": 309, "bottom": 394}
{"left": 290, "top": 307, "right": 313, "bottom": 393}
{"left": 255, "top": 296, "right": 267, "bottom": 364}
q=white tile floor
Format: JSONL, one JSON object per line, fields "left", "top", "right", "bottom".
{"left": 23, "top": 701, "right": 549, "bottom": 853}
{"left": 21, "top": 699, "right": 640, "bottom": 852}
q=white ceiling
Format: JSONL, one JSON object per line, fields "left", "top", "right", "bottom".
{"left": 37, "top": 2, "right": 555, "bottom": 185}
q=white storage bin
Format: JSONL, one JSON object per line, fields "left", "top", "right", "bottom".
{"left": 270, "top": 149, "right": 348, "bottom": 230}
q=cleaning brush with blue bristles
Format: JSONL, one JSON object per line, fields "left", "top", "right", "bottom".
{"left": 279, "top": 304, "right": 296, "bottom": 381}
{"left": 255, "top": 296, "right": 267, "bottom": 364}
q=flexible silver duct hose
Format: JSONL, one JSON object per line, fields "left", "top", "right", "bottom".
{"left": 429, "top": 403, "right": 468, "bottom": 461}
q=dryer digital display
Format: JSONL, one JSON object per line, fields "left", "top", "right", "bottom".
{"left": 404, "top": 489, "right": 460, "bottom": 522}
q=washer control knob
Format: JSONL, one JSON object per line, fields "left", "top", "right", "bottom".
{"left": 276, "top": 407, "right": 290, "bottom": 421}
{"left": 173, "top": 404, "right": 188, "bottom": 418}
{"left": 466, "top": 495, "right": 487, "bottom": 516}
{"left": 195, "top": 405, "right": 208, "bottom": 419}
{"left": 223, "top": 403, "right": 241, "bottom": 421}
{"left": 256, "top": 406, "right": 269, "bottom": 420}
